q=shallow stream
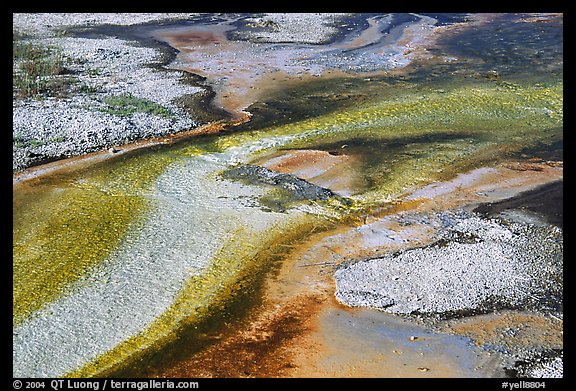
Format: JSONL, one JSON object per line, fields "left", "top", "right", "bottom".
{"left": 13, "top": 13, "right": 562, "bottom": 377}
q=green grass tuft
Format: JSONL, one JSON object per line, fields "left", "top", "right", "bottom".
{"left": 100, "top": 94, "right": 174, "bottom": 118}
{"left": 13, "top": 35, "right": 69, "bottom": 98}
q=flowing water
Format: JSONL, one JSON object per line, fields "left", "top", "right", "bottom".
{"left": 13, "top": 13, "right": 562, "bottom": 377}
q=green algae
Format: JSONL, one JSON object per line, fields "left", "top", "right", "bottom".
{"left": 13, "top": 189, "right": 144, "bottom": 325}
{"left": 13, "top": 71, "right": 562, "bottom": 377}
{"left": 67, "top": 214, "right": 327, "bottom": 378}
{"left": 230, "top": 78, "right": 562, "bottom": 204}
{"left": 13, "top": 151, "right": 175, "bottom": 326}
{"left": 12, "top": 12, "right": 564, "bottom": 379}
{"left": 217, "top": 79, "right": 561, "bottom": 151}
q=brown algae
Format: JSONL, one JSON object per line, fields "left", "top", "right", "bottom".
{"left": 68, "top": 215, "right": 329, "bottom": 377}
{"left": 13, "top": 13, "right": 563, "bottom": 378}
{"left": 14, "top": 132, "right": 346, "bottom": 377}
{"left": 78, "top": 78, "right": 561, "bottom": 377}
{"left": 13, "top": 74, "right": 562, "bottom": 377}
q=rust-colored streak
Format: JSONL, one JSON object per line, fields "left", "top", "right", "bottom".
{"left": 446, "top": 311, "right": 563, "bottom": 350}
{"left": 157, "top": 295, "right": 324, "bottom": 378}
{"left": 154, "top": 25, "right": 228, "bottom": 50}
{"left": 168, "top": 31, "right": 220, "bottom": 47}
{"left": 13, "top": 112, "right": 252, "bottom": 185}
{"left": 164, "top": 111, "right": 252, "bottom": 138}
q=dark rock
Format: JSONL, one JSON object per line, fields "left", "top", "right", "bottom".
{"left": 223, "top": 165, "right": 338, "bottom": 202}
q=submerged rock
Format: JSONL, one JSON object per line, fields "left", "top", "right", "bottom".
{"left": 222, "top": 165, "right": 351, "bottom": 211}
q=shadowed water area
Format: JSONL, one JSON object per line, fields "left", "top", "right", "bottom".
{"left": 13, "top": 13, "right": 562, "bottom": 378}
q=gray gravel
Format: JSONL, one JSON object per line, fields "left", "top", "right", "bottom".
{"left": 334, "top": 210, "right": 563, "bottom": 316}
{"left": 13, "top": 13, "right": 448, "bottom": 172}
{"left": 14, "top": 13, "right": 563, "bottom": 378}
{"left": 12, "top": 13, "right": 362, "bottom": 173}
{"left": 12, "top": 13, "right": 199, "bottom": 38}
{"left": 526, "top": 356, "right": 563, "bottom": 378}
{"left": 234, "top": 13, "right": 351, "bottom": 44}
{"left": 13, "top": 13, "right": 208, "bottom": 172}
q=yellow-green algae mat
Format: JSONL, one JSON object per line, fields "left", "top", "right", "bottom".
{"left": 13, "top": 153, "right": 172, "bottom": 326}
{"left": 13, "top": 79, "right": 562, "bottom": 377}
